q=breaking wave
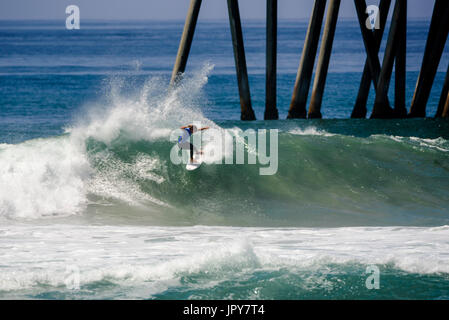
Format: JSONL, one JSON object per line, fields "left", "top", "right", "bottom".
{"left": 0, "top": 65, "right": 449, "bottom": 227}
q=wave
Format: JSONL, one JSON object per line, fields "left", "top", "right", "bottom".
{"left": 0, "top": 66, "right": 449, "bottom": 226}
{"left": 0, "top": 136, "right": 90, "bottom": 219}
{"left": 1, "top": 225, "right": 449, "bottom": 299}
{"left": 0, "top": 64, "right": 220, "bottom": 220}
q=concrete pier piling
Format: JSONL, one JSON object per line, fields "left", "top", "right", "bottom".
{"left": 170, "top": 0, "right": 202, "bottom": 86}
{"left": 172, "top": 0, "right": 447, "bottom": 121}
{"left": 227, "top": 0, "right": 256, "bottom": 120}
{"left": 436, "top": 65, "right": 449, "bottom": 118}
{"left": 287, "top": 0, "right": 327, "bottom": 119}
{"left": 443, "top": 92, "right": 449, "bottom": 118}
{"left": 394, "top": 0, "right": 407, "bottom": 118}
{"left": 371, "top": 0, "right": 404, "bottom": 119}
{"left": 409, "top": 0, "right": 449, "bottom": 117}
{"left": 308, "top": 0, "right": 341, "bottom": 119}
{"left": 351, "top": 0, "right": 392, "bottom": 118}
{"left": 265, "top": 0, "right": 279, "bottom": 120}
{"left": 355, "top": 0, "right": 391, "bottom": 113}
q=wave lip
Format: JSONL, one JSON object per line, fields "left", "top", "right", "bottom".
{"left": 373, "top": 134, "right": 449, "bottom": 152}
{"left": 288, "top": 127, "right": 335, "bottom": 137}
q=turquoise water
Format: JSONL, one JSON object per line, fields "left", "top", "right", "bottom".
{"left": 0, "top": 20, "right": 449, "bottom": 299}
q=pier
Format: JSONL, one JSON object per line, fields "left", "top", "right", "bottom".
{"left": 171, "top": 0, "right": 449, "bottom": 119}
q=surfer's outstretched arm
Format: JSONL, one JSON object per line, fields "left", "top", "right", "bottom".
{"left": 181, "top": 125, "right": 209, "bottom": 131}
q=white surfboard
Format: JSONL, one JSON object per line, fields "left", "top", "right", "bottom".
{"left": 186, "top": 155, "right": 203, "bottom": 171}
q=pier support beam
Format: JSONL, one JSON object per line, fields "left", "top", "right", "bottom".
{"left": 308, "top": 0, "right": 341, "bottom": 119}
{"left": 287, "top": 0, "right": 327, "bottom": 119}
{"left": 265, "top": 0, "right": 279, "bottom": 120}
{"left": 436, "top": 65, "right": 449, "bottom": 118}
{"left": 394, "top": 0, "right": 407, "bottom": 118}
{"left": 409, "top": 0, "right": 449, "bottom": 118}
{"left": 371, "top": 0, "right": 404, "bottom": 119}
{"left": 442, "top": 91, "right": 449, "bottom": 118}
{"left": 354, "top": 0, "right": 392, "bottom": 115}
{"left": 351, "top": 0, "right": 391, "bottom": 118}
{"left": 170, "top": 0, "right": 202, "bottom": 86}
{"left": 227, "top": 0, "right": 256, "bottom": 120}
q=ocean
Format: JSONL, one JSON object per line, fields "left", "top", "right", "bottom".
{"left": 0, "top": 19, "right": 449, "bottom": 299}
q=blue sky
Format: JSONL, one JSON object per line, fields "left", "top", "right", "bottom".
{"left": 0, "top": 0, "right": 436, "bottom": 20}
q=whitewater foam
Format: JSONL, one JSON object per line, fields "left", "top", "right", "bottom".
{"left": 68, "top": 63, "right": 216, "bottom": 145}
{"left": 0, "top": 64, "right": 221, "bottom": 219}
{"left": 373, "top": 135, "right": 449, "bottom": 152}
{"left": 288, "top": 127, "right": 335, "bottom": 137}
{"left": 1, "top": 225, "right": 449, "bottom": 297}
{"left": 0, "top": 136, "right": 90, "bottom": 219}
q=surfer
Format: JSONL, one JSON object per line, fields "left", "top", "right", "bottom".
{"left": 178, "top": 125, "right": 209, "bottom": 163}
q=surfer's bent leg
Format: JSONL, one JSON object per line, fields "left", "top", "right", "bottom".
{"left": 178, "top": 142, "right": 196, "bottom": 162}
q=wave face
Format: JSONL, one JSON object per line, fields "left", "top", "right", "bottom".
{"left": 1, "top": 67, "right": 449, "bottom": 227}
{"left": 79, "top": 124, "right": 449, "bottom": 227}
